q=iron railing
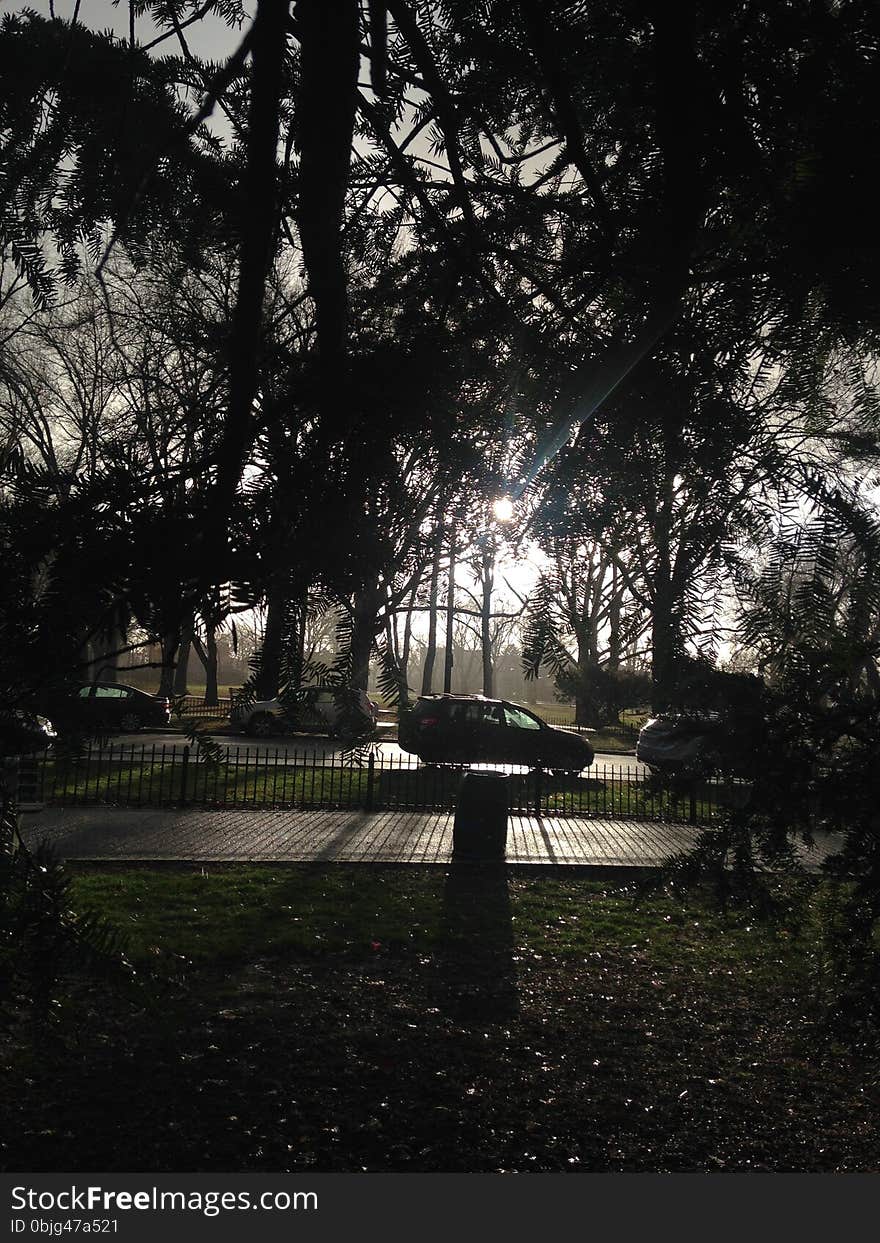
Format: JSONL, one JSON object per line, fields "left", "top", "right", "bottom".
{"left": 532, "top": 714, "right": 641, "bottom": 739}
{"left": 174, "top": 695, "right": 233, "bottom": 720}
{"left": 21, "top": 742, "right": 731, "bottom": 824}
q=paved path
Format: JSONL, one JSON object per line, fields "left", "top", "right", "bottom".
{"left": 17, "top": 805, "right": 836, "bottom": 870}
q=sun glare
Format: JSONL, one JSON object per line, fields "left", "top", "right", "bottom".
{"left": 492, "top": 495, "right": 515, "bottom": 523}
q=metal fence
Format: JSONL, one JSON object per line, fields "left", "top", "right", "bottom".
{"left": 19, "top": 741, "right": 730, "bottom": 824}
{"left": 175, "top": 696, "right": 233, "bottom": 720}
{"left": 538, "top": 717, "right": 641, "bottom": 740}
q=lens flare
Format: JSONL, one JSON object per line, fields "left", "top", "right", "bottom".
{"left": 492, "top": 496, "right": 514, "bottom": 523}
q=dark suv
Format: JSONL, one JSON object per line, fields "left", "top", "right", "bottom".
{"left": 399, "top": 695, "right": 594, "bottom": 773}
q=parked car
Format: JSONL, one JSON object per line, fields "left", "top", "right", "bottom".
{"left": 0, "top": 710, "right": 57, "bottom": 756}
{"left": 636, "top": 713, "right": 733, "bottom": 777}
{"left": 230, "top": 687, "right": 379, "bottom": 739}
{"left": 49, "top": 682, "right": 172, "bottom": 734}
{"left": 398, "top": 694, "right": 594, "bottom": 773}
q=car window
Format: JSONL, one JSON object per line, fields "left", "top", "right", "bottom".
{"left": 504, "top": 705, "right": 541, "bottom": 730}
{"left": 78, "top": 686, "right": 93, "bottom": 698}
{"left": 479, "top": 703, "right": 504, "bottom": 726}
{"left": 94, "top": 686, "right": 129, "bottom": 699}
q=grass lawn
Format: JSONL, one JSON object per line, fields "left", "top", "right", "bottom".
{"left": 2, "top": 865, "right": 877, "bottom": 1172}
{"left": 585, "top": 728, "right": 636, "bottom": 753}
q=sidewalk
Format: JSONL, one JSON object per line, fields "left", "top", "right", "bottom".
{"left": 17, "top": 805, "right": 836, "bottom": 869}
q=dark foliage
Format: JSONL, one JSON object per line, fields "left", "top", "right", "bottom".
{"left": 0, "top": 794, "right": 131, "bottom": 1034}
{"left": 650, "top": 516, "right": 880, "bottom": 1021}
{"left": 0, "top": 11, "right": 229, "bottom": 305}
{"left": 555, "top": 662, "right": 652, "bottom": 729}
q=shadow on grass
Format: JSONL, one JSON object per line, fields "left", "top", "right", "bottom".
{"left": 434, "top": 862, "right": 519, "bottom": 1022}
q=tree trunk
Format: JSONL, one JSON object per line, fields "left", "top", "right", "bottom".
{"left": 443, "top": 527, "right": 456, "bottom": 694}
{"left": 91, "top": 611, "right": 126, "bottom": 683}
{"left": 605, "top": 564, "right": 625, "bottom": 721}
{"left": 173, "top": 619, "right": 193, "bottom": 696}
{"left": 192, "top": 624, "right": 220, "bottom": 706}
{"left": 574, "top": 638, "right": 591, "bottom": 728}
{"left": 295, "top": 599, "right": 307, "bottom": 690}
{"left": 480, "top": 543, "right": 494, "bottom": 697}
{"left": 607, "top": 562, "right": 622, "bottom": 673}
{"left": 651, "top": 467, "right": 678, "bottom": 713}
{"left": 203, "top": 625, "right": 219, "bottom": 706}
{"left": 399, "top": 581, "right": 417, "bottom": 710}
{"left": 382, "top": 609, "right": 409, "bottom": 708}
{"left": 651, "top": 566, "right": 678, "bottom": 713}
{"left": 258, "top": 573, "right": 287, "bottom": 699}
{"left": 158, "top": 632, "right": 179, "bottom": 699}
{"left": 587, "top": 559, "right": 604, "bottom": 663}
{"left": 351, "top": 586, "right": 380, "bottom": 693}
{"left": 421, "top": 528, "right": 442, "bottom": 694}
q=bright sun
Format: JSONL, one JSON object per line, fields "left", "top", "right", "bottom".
{"left": 492, "top": 495, "right": 515, "bottom": 523}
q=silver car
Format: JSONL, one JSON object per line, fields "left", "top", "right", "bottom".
{"left": 636, "top": 714, "right": 728, "bottom": 777}
{"left": 230, "top": 688, "right": 379, "bottom": 739}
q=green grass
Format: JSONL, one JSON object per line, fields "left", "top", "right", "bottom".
{"left": 37, "top": 755, "right": 374, "bottom": 808}
{"left": 65, "top": 867, "right": 785, "bottom": 973}
{"left": 4, "top": 865, "right": 877, "bottom": 1173}
{"left": 586, "top": 728, "right": 636, "bottom": 752}
{"left": 68, "top": 866, "right": 448, "bottom": 964}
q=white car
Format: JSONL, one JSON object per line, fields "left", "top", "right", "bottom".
{"left": 230, "top": 688, "right": 379, "bottom": 739}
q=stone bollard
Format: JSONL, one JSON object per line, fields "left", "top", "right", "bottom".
{"left": 453, "top": 770, "right": 509, "bottom": 861}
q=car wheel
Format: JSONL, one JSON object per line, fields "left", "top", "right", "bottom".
{"left": 247, "top": 712, "right": 277, "bottom": 738}
{"left": 119, "top": 712, "right": 142, "bottom": 732}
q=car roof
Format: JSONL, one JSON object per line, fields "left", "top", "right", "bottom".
{"left": 86, "top": 682, "right": 153, "bottom": 695}
{"left": 415, "top": 694, "right": 544, "bottom": 711}
{"left": 417, "top": 693, "right": 497, "bottom": 704}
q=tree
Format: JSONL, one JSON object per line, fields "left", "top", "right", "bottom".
{"left": 661, "top": 501, "right": 880, "bottom": 1019}
{"left": 522, "top": 537, "right": 648, "bottom": 725}
{"left": 0, "top": 10, "right": 227, "bottom": 308}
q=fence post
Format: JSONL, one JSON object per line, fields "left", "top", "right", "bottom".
{"left": 534, "top": 765, "right": 543, "bottom": 817}
{"left": 180, "top": 745, "right": 190, "bottom": 807}
{"left": 689, "top": 783, "right": 698, "bottom": 825}
{"left": 365, "top": 751, "right": 375, "bottom": 812}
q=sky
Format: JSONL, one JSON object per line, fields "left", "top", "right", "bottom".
{"left": 4, "top": 0, "right": 248, "bottom": 60}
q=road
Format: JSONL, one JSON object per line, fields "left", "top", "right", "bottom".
{"left": 94, "top": 729, "right": 648, "bottom": 776}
